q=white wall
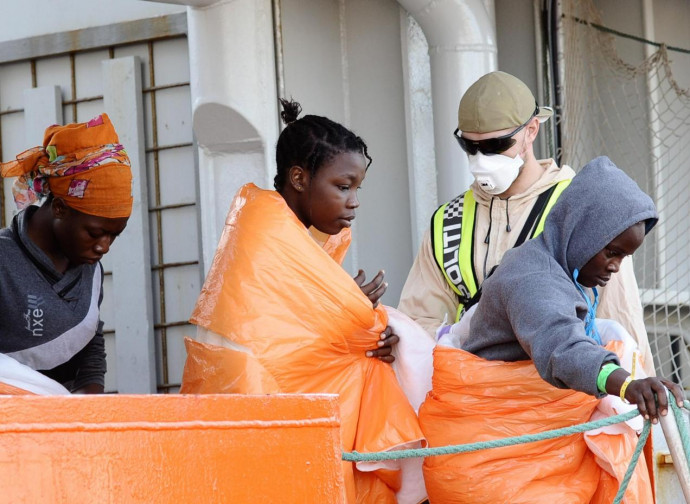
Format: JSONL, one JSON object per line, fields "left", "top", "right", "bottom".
{"left": 0, "top": 0, "right": 184, "bottom": 43}
{"left": 280, "top": 0, "right": 414, "bottom": 305}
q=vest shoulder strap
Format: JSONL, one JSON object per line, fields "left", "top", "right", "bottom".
{"left": 512, "top": 178, "right": 573, "bottom": 249}
{"left": 532, "top": 179, "right": 572, "bottom": 237}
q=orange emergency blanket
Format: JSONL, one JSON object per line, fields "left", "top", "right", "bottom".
{"left": 181, "top": 184, "right": 424, "bottom": 503}
{"left": 419, "top": 345, "right": 653, "bottom": 504}
{"left": 0, "top": 383, "right": 32, "bottom": 395}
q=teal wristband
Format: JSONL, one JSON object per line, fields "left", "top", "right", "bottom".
{"left": 597, "top": 362, "right": 621, "bottom": 393}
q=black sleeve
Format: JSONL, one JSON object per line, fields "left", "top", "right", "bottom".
{"left": 70, "top": 320, "right": 107, "bottom": 390}
{"left": 39, "top": 320, "right": 107, "bottom": 390}
{"left": 70, "top": 263, "right": 108, "bottom": 390}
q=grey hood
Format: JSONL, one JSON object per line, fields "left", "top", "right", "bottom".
{"left": 543, "top": 156, "right": 658, "bottom": 279}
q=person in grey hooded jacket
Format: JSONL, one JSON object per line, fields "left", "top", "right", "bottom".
{"left": 464, "top": 156, "right": 684, "bottom": 422}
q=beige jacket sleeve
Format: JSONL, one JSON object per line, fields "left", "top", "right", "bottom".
{"left": 597, "top": 255, "right": 656, "bottom": 376}
{"left": 397, "top": 229, "right": 459, "bottom": 338}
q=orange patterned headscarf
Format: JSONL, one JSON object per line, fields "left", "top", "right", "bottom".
{"left": 0, "top": 113, "right": 133, "bottom": 218}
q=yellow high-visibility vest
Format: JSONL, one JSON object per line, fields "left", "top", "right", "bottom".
{"left": 431, "top": 179, "right": 571, "bottom": 322}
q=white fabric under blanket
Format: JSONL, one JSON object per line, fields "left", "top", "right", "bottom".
{"left": 0, "top": 353, "right": 70, "bottom": 394}
{"left": 376, "top": 307, "right": 435, "bottom": 504}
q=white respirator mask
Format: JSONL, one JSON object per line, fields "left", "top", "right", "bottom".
{"left": 468, "top": 151, "right": 524, "bottom": 195}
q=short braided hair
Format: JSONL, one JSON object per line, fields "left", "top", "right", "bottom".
{"left": 274, "top": 98, "right": 372, "bottom": 191}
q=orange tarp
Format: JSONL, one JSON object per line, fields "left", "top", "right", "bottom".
{"left": 181, "top": 184, "right": 424, "bottom": 503}
{"left": 419, "top": 345, "right": 652, "bottom": 503}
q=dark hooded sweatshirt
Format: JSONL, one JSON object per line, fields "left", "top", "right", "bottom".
{"left": 464, "top": 156, "right": 658, "bottom": 397}
{"left": 0, "top": 206, "right": 106, "bottom": 390}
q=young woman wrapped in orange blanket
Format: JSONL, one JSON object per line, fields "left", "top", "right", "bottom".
{"left": 180, "top": 99, "right": 426, "bottom": 503}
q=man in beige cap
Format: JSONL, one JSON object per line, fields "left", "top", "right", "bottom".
{"left": 398, "top": 70, "right": 655, "bottom": 376}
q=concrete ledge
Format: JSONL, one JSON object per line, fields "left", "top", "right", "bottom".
{"left": 0, "top": 393, "right": 345, "bottom": 503}
{"left": 0, "top": 13, "right": 187, "bottom": 64}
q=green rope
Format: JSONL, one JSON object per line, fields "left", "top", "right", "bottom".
{"left": 611, "top": 418, "right": 651, "bottom": 504}
{"left": 343, "top": 399, "right": 690, "bottom": 503}
{"left": 343, "top": 408, "right": 640, "bottom": 462}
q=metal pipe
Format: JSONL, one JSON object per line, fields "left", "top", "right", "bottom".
{"left": 143, "top": 82, "right": 189, "bottom": 93}
{"left": 659, "top": 405, "right": 690, "bottom": 501}
{"left": 70, "top": 53, "right": 77, "bottom": 121}
{"left": 151, "top": 260, "right": 199, "bottom": 271}
{"left": 30, "top": 60, "right": 36, "bottom": 88}
{"left": 271, "top": 0, "right": 285, "bottom": 104}
{"left": 0, "top": 107, "right": 23, "bottom": 116}
{"left": 62, "top": 95, "right": 104, "bottom": 106}
{"left": 0, "top": 100, "right": 4, "bottom": 229}
{"left": 149, "top": 202, "right": 196, "bottom": 212}
{"left": 154, "top": 321, "right": 193, "bottom": 330}
{"left": 548, "top": 0, "right": 563, "bottom": 164}
{"left": 145, "top": 141, "right": 193, "bottom": 153}
{"left": 396, "top": 0, "right": 497, "bottom": 203}
{"left": 532, "top": 0, "right": 545, "bottom": 159}
{"left": 148, "top": 40, "right": 170, "bottom": 390}
{"left": 642, "top": 0, "right": 666, "bottom": 292}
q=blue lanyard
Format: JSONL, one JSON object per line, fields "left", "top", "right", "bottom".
{"left": 573, "top": 269, "right": 602, "bottom": 345}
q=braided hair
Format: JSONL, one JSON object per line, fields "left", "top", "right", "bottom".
{"left": 274, "top": 98, "right": 372, "bottom": 191}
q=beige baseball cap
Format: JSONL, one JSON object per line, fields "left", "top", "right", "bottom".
{"left": 458, "top": 71, "right": 553, "bottom": 134}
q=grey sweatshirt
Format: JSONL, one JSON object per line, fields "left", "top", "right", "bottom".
{"left": 0, "top": 206, "right": 106, "bottom": 390}
{"left": 464, "top": 156, "right": 658, "bottom": 397}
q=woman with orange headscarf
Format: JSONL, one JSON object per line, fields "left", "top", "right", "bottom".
{"left": 0, "top": 113, "right": 132, "bottom": 394}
